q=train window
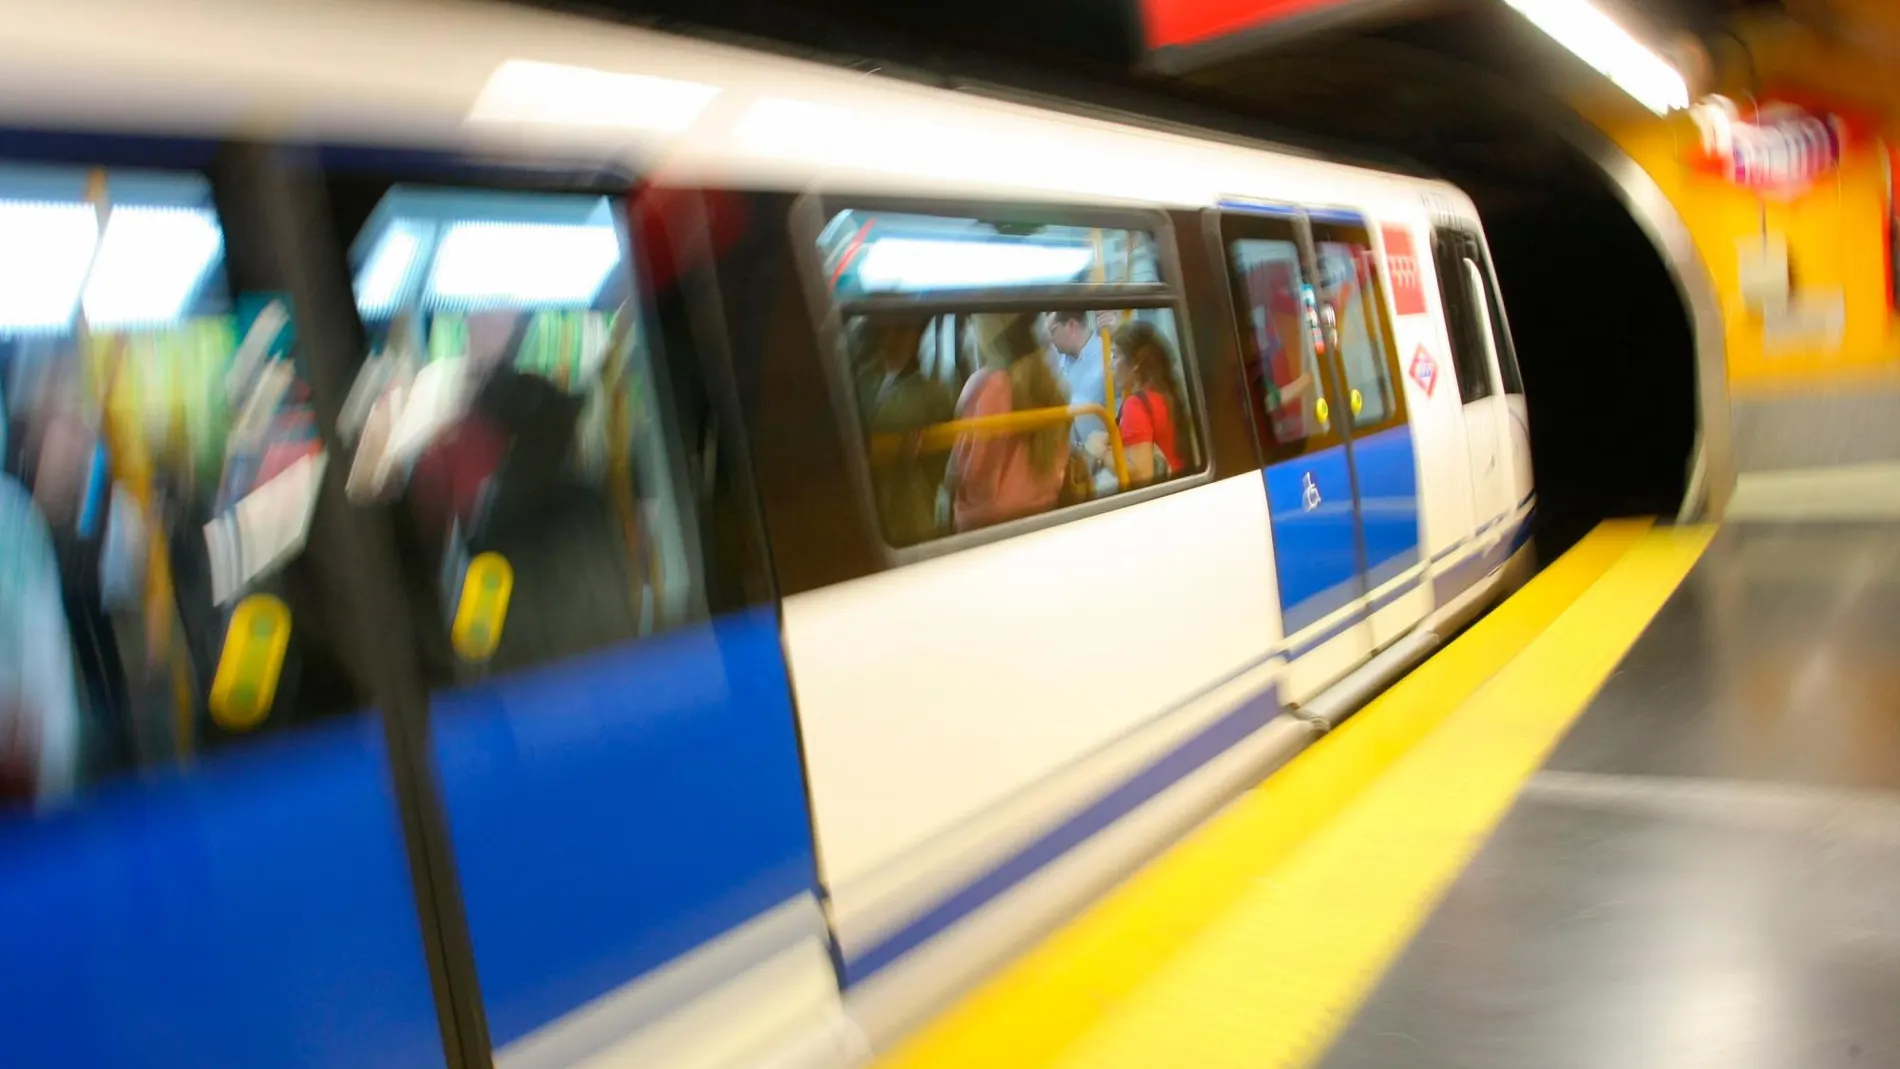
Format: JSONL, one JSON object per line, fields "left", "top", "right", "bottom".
{"left": 1225, "top": 236, "right": 1329, "bottom": 452}
{"left": 1473, "top": 249, "right": 1524, "bottom": 395}
{"left": 819, "top": 209, "right": 1161, "bottom": 296}
{"left": 846, "top": 307, "right": 1195, "bottom": 544}
{"left": 338, "top": 184, "right": 701, "bottom": 683}
{"left": 1316, "top": 237, "right": 1400, "bottom": 429}
{"left": 1430, "top": 229, "right": 1496, "bottom": 404}
{"left": 0, "top": 162, "right": 365, "bottom": 811}
{"left": 811, "top": 205, "right": 1201, "bottom": 547}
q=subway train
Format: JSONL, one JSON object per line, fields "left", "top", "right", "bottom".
{"left": 0, "top": 1, "right": 1532, "bottom": 1067}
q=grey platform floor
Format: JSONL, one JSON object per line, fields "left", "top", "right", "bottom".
{"left": 1317, "top": 523, "right": 1900, "bottom": 1069}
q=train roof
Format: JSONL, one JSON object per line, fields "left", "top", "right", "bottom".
{"left": 0, "top": 0, "right": 1481, "bottom": 224}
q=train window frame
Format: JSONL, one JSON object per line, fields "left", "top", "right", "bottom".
{"left": 321, "top": 158, "right": 720, "bottom": 679}
{"left": 1429, "top": 226, "right": 1497, "bottom": 406}
{"left": 1217, "top": 208, "right": 1349, "bottom": 466}
{"left": 1308, "top": 216, "right": 1410, "bottom": 439}
{"left": 788, "top": 192, "right": 1215, "bottom": 565}
{"left": 1471, "top": 242, "right": 1524, "bottom": 396}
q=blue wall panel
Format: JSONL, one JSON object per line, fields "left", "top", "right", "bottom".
{"left": 0, "top": 716, "right": 446, "bottom": 1069}
{"left": 430, "top": 607, "right": 821, "bottom": 1048}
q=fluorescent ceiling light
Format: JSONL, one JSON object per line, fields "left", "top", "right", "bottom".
{"left": 355, "top": 222, "right": 424, "bottom": 317}
{"left": 468, "top": 59, "right": 721, "bottom": 134}
{"left": 1500, "top": 0, "right": 1688, "bottom": 115}
{"left": 0, "top": 202, "right": 99, "bottom": 332}
{"left": 854, "top": 239, "right": 1095, "bottom": 291}
{"left": 427, "top": 222, "right": 621, "bottom": 307}
{"left": 0, "top": 201, "right": 221, "bottom": 332}
{"left": 83, "top": 207, "right": 223, "bottom": 328}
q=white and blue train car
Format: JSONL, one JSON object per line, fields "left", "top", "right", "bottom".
{"left": 0, "top": 1, "right": 1532, "bottom": 1066}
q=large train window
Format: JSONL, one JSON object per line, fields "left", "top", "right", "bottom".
{"left": 0, "top": 162, "right": 363, "bottom": 811}
{"left": 1473, "top": 245, "right": 1524, "bottom": 396}
{"left": 338, "top": 184, "right": 699, "bottom": 681}
{"left": 807, "top": 202, "right": 1204, "bottom": 548}
{"left": 1430, "top": 228, "right": 1498, "bottom": 404}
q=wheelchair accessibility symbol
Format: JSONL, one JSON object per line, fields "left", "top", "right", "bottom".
{"left": 1302, "top": 472, "right": 1322, "bottom": 511}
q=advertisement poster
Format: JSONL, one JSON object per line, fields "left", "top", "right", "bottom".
{"left": 1686, "top": 92, "right": 1878, "bottom": 355}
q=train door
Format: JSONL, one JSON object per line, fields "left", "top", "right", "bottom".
{"left": 1221, "top": 208, "right": 1418, "bottom": 699}
{"left": 323, "top": 167, "right": 834, "bottom": 1068}
{"left": 1431, "top": 227, "right": 1511, "bottom": 535}
{"left": 1309, "top": 215, "right": 1421, "bottom": 651}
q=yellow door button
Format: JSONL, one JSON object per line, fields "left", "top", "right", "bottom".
{"left": 1315, "top": 397, "right": 1330, "bottom": 425}
{"left": 1350, "top": 388, "right": 1364, "bottom": 415}
{"left": 453, "top": 553, "right": 515, "bottom": 663}
{"left": 210, "top": 594, "right": 292, "bottom": 731}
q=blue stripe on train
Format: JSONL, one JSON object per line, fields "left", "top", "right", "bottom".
{"left": 430, "top": 606, "right": 821, "bottom": 1049}
{"left": 0, "top": 716, "right": 445, "bottom": 1069}
{"left": 1430, "top": 507, "right": 1535, "bottom": 606}
{"left": 843, "top": 684, "right": 1285, "bottom": 985}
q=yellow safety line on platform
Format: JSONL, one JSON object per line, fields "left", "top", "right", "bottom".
{"left": 875, "top": 520, "right": 1712, "bottom": 1069}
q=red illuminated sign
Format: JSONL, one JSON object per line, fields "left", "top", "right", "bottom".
{"left": 1141, "top": 0, "right": 1362, "bottom": 51}
{"left": 1381, "top": 225, "right": 1427, "bottom": 317}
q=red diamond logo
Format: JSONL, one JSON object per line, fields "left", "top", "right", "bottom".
{"left": 1409, "top": 345, "right": 1439, "bottom": 398}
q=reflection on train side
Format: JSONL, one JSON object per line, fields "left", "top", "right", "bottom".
{"left": 339, "top": 185, "right": 694, "bottom": 684}
{"left": 0, "top": 164, "right": 350, "bottom": 811}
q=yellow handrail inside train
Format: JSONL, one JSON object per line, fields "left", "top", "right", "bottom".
{"left": 1090, "top": 230, "right": 1130, "bottom": 489}
{"left": 866, "top": 403, "right": 1129, "bottom": 489}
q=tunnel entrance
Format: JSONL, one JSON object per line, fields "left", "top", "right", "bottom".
{"left": 1483, "top": 187, "right": 1697, "bottom": 558}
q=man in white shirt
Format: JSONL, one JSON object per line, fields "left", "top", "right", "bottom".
{"left": 1044, "top": 309, "right": 1121, "bottom": 459}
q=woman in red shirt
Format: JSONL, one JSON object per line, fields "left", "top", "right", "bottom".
{"left": 1108, "top": 320, "right": 1188, "bottom": 485}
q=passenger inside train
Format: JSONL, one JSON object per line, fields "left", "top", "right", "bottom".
{"left": 1043, "top": 308, "right": 1116, "bottom": 472}
{"left": 338, "top": 183, "right": 693, "bottom": 684}
{"left": 1101, "top": 318, "right": 1188, "bottom": 484}
{"left": 851, "top": 314, "right": 953, "bottom": 547}
{"left": 829, "top": 208, "right": 1202, "bottom": 545}
{"left": 947, "top": 311, "right": 1072, "bottom": 533}
{"left": 0, "top": 163, "right": 360, "bottom": 810}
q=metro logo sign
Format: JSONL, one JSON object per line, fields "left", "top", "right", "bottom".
{"left": 1382, "top": 225, "right": 1427, "bottom": 317}
{"left": 1142, "top": 0, "right": 1364, "bottom": 51}
{"left": 1409, "top": 345, "right": 1439, "bottom": 398}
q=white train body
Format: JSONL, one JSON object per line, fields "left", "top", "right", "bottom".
{"left": 0, "top": 2, "right": 1531, "bottom": 1067}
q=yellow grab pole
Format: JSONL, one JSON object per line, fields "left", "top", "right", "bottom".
{"left": 596, "top": 309, "right": 656, "bottom": 623}
{"left": 867, "top": 403, "right": 1123, "bottom": 465}
{"left": 1090, "top": 230, "right": 1129, "bottom": 490}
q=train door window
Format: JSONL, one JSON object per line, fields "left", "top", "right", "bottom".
{"left": 337, "top": 183, "right": 701, "bottom": 683}
{"left": 1222, "top": 224, "right": 1334, "bottom": 459}
{"left": 808, "top": 203, "right": 1203, "bottom": 548}
{"left": 1473, "top": 247, "right": 1523, "bottom": 395}
{"left": 1314, "top": 234, "right": 1402, "bottom": 430}
{"left": 1429, "top": 229, "right": 1494, "bottom": 404}
{"left": 0, "top": 161, "right": 367, "bottom": 810}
